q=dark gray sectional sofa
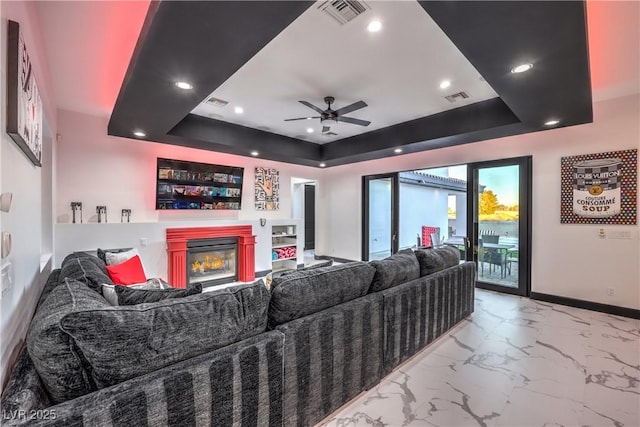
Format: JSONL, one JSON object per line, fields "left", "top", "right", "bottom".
{"left": 1, "top": 246, "right": 475, "bottom": 427}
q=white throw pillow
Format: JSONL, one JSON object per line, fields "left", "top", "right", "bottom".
{"left": 101, "top": 284, "right": 118, "bottom": 305}
{"left": 104, "top": 248, "right": 140, "bottom": 266}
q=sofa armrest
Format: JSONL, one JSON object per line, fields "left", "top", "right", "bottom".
{"left": 380, "top": 261, "right": 476, "bottom": 373}
{"left": 1, "top": 331, "right": 285, "bottom": 427}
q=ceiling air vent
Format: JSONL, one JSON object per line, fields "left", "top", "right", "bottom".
{"left": 205, "top": 97, "right": 229, "bottom": 107}
{"left": 318, "top": 0, "right": 370, "bottom": 25}
{"left": 444, "top": 91, "right": 470, "bottom": 103}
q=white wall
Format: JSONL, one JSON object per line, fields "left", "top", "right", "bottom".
{"left": 292, "top": 183, "right": 304, "bottom": 220}
{"left": 454, "top": 192, "right": 467, "bottom": 236}
{"left": 0, "top": 3, "right": 57, "bottom": 390}
{"left": 399, "top": 183, "right": 449, "bottom": 249}
{"left": 368, "top": 179, "right": 392, "bottom": 255}
{"left": 56, "top": 110, "right": 324, "bottom": 226}
{"left": 318, "top": 95, "right": 640, "bottom": 309}
{"left": 54, "top": 110, "right": 321, "bottom": 273}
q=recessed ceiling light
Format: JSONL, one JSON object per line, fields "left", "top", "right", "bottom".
{"left": 133, "top": 131, "right": 146, "bottom": 138}
{"left": 306, "top": 117, "right": 313, "bottom": 120}
{"left": 394, "top": 148, "right": 403, "bottom": 154}
{"left": 510, "top": 63, "right": 533, "bottom": 74}
{"left": 175, "top": 81, "right": 193, "bottom": 90}
{"left": 544, "top": 119, "right": 560, "bottom": 126}
{"left": 307, "top": 128, "right": 314, "bottom": 133}
{"left": 234, "top": 106, "right": 244, "bottom": 114}
{"left": 319, "top": 163, "right": 326, "bottom": 168}
{"left": 439, "top": 80, "right": 451, "bottom": 89}
{"left": 367, "top": 20, "right": 382, "bottom": 33}
{"left": 250, "top": 151, "right": 259, "bottom": 156}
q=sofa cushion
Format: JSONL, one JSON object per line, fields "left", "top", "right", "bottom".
{"left": 59, "top": 279, "right": 270, "bottom": 388}
{"left": 101, "top": 278, "right": 172, "bottom": 305}
{"left": 26, "top": 278, "right": 107, "bottom": 403}
{"left": 60, "top": 252, "right": 113, "bottom": 292}
{"left": 115, "top": 283, "right": 202, "bottom": 305}
{"left": 415, "top": 245, "right": 460, "bottom": 276}
{"left": 368, "top": 249, "right": 420, "bottom": 293}
{"left": 268, "top": 262, "right": 375, "bottom": 328}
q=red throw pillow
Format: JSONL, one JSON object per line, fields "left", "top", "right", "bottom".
{"left": 106, "top": 255, "right": 147, "bottom": 285}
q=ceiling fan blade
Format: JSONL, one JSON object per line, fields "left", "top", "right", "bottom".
{"left": 322, "top": 126, "right": 330, "bottom": 133}
{"left": 337, "top": 116, "right": 371, "bottom": 126}
{"left": 299, "top": 100, "right": 325, "bottom": 114}
{"left": 334, "top": 100, "right": 367, "bottom": 116}
{"left": 284, "top": 116, "right": 321, "bottom": 121}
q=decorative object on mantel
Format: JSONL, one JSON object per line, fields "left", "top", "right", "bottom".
{"left": 1, "top": 232, "right": 11, "bottom": 259}
{"left": 70, "top": 202, "right": 82, "bottom": 223}
{"left": 121, "top": 209, "right": 131, "bottom": 223}
{"left": 5, "top": 20, "right": 43, "bottom": 166}
{"left": 255, "top": 167, "right": 279, "bottom": 210}
{"left": 0, "top": 193, "right": 13, "bottom": 213}
{"left": 260, "top": 218, "right": 266, "bottom": 227}
{"left": 96, "top": 206, "right": 107, "bottom": 223}
{"left": 560, "top": 149, "right": 637, "bottom": 225}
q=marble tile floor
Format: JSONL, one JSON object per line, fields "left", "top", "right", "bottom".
{"left": 321, "top": 289, "right": 640, "bottom": 427}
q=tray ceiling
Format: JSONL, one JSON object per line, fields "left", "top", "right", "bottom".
{"left": 107, "top": 1, "right": 593, "bottom": 167}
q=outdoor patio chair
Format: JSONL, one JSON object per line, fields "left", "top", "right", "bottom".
{"left": 479, "top": 234, "right": 505, "bottom": 277}
{"left": 430, "top": 232, "right": 442, "bottom": 248}
{"left": 507, "top": 248, "right": 519, "bottom": 275}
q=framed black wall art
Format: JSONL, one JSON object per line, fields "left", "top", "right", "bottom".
{"left": 6, "top": 20, "right": 43, "bottom": 166}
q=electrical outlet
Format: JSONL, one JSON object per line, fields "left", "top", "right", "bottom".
{"left": 140, "top": 237, "right": 148, "bottom": 247}
{"left": 606, "top": 287, "right": 615, "bottom": 296}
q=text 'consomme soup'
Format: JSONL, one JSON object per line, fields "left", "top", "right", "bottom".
{"left": 572, "top": 158, "right": 622, "bottom": 217}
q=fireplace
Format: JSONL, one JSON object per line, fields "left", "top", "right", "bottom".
{"left": 187, "top": 238, "right": 237, "bottom": 287}
{"left": 166, "top": 226, "right": 256, "bottom": 289}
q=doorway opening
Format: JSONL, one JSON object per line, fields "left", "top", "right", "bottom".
{"left": 291, "top": 178, "right": 317, "bottom": 266}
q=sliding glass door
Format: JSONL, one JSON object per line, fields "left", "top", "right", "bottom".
{"left": 467, "top": 157, "right": 531, "bottom": 296}
{"left": 362, "top": 173, "right": 399, "bottom": 260}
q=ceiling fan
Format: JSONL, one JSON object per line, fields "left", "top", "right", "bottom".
{"left": 284, "top": 96, "right": 370, "bottom": 133}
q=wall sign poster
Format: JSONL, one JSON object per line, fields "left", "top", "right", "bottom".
{"left": 6, "top": 20, "right": 43, "bottom": 166}
{"left": 255, "top": 167, "right": 280, "bottom": 210}
{"left": 560, "top": 149, "right": 637, "bottom": 224}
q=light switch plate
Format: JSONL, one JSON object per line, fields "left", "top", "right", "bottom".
{"left": 608, "top": 230, "right": 632, "bottom": 239}
{"left": 1, "top": 232, "right": 11, "bottom": 258}
{"left": 1, "top": 261, "right": 13, "bottom": 300}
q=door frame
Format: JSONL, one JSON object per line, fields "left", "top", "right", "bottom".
{"left": 362, "top": 172, "right": 399, "bottom": 261}
{"left": 466, "top": 156, "right": 532, "bottom": 297}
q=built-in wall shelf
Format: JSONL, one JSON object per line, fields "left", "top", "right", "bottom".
{"left": 272, "top": 243, "right": 297, "bottom": 249}
{"left": 271, "top": 224, "right": 298, "bottom": 272}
